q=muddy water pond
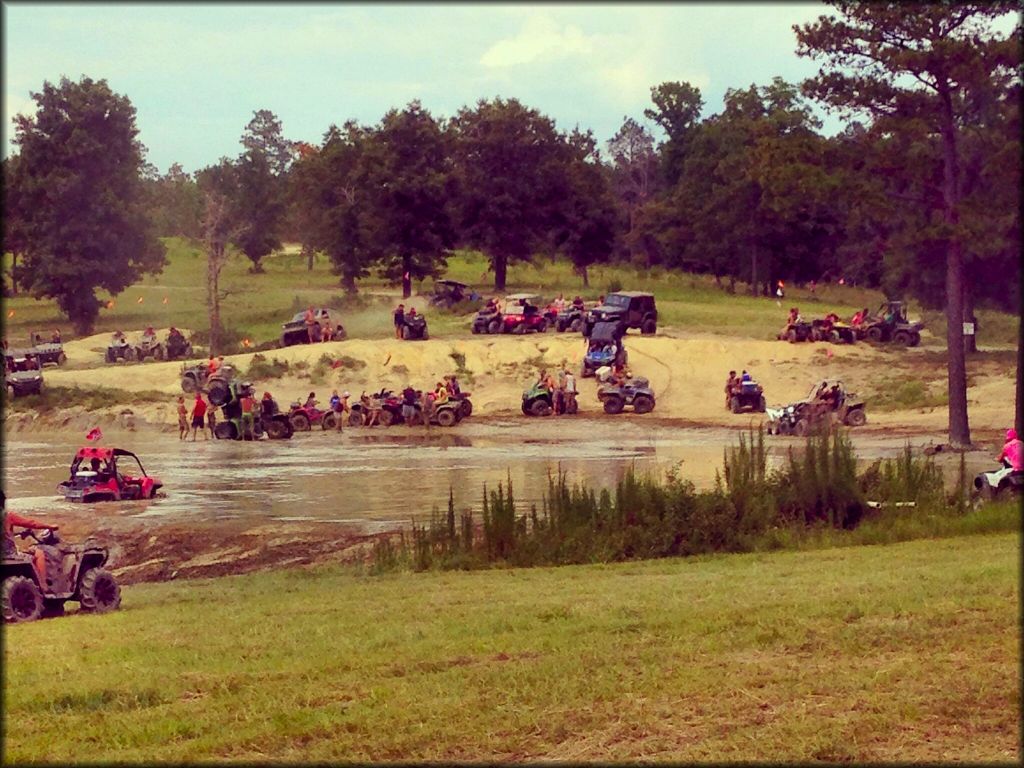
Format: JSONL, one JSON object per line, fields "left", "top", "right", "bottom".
{"left": 2, "top": 420, "right": 985, "bottom": 533}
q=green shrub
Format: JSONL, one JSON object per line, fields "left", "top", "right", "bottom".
{"left": 246, "top": 354, "right": 290, "bottom": 380}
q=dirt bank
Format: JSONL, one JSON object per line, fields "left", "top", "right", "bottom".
{"left": 14, "top": 329, "right": 1015, "bottom": 434}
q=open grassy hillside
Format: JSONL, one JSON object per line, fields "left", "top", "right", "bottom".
{"left": 2, "top": 532, "right": 1017, "bottom": 763}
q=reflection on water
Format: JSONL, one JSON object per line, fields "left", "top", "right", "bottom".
{"left": 2, "top": 421, "right": 991, "bottom": 532}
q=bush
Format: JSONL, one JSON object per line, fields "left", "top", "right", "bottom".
{"left": 246, "top": 354, "right": 290, "bottom": 380}
{"left": 606, "top": 278, "right": 623, "bottom": 294}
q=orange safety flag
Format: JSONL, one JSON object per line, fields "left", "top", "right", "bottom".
{"left": 162, "top": 297, "right": 168, "bottom": 304}
{"left": 6, "top": 310, "right": 13, "bottom": 318}
{"left": 137, "top": 296, "right": 144, "bottom": 304}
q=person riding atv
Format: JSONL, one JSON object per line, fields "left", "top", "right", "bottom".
{"left": 974, "top": 428, "right": 1024, "bottom": 499}
{"left": 105, "top": 330, "right": 134, "bottom": 363}
{"left": 582, "top": 320, "right": 627, "bottom": 377}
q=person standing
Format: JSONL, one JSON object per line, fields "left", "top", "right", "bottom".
{"left": 563, "top": 369, "right": 577, "bottom": 413}
{"left": 393, "top": 304, "right": 405, "bottom": 339}
{"left": 553, "top": 370, "right": 566, "bottom": 415}
{"left": 240, "top": 389, "right": 256, "bottom": 439}
{"left": 176, "top": 396, "right": 188, "bottom": 440}
{"left": 206, "top": 400, "right": 217, "bottom": 439}
{"left": 190, "top": 393, "right": 208, "bottom": 441}
{"left": 304, "top": 305, "right": 317, "bottom": 344}
{"left": 401, "top": 385, "right": 418, "bottom": 427}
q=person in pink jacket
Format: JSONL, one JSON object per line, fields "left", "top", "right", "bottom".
{"left": 996, "top": 428, "right": 1023, "bottom": 471}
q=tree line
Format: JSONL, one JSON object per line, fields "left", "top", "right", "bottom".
{"left": 2, "top": 3, "right": 1020, "bottom": 444}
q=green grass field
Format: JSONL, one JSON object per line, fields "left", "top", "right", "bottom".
{"left": 3, "top": 531, "right": 1018, "bottom": 763}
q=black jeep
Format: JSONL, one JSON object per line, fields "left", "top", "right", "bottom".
{"left": 584, "top": 292, "right": 657, "bottom": 337}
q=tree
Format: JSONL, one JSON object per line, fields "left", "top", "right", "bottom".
{"left": 606, "top": 117, "right": 659, "bottom": 264}
{"left": 644, "top": 81, "right": 704, "bottom": 184}
{"left": 7, "top": 76, "right": 166, "bottom": 333}
{"left": 143, "top": 162, "right": 203, "bottom": 239}
{"left": 233, "top": 110, "right": 291, "bottom": 273}
{"left": 359, "top": 102, "right": 455, "bottom": 298}
{"left": 796, "top": 2, "right": 1020, "bottom": 448}
{"left": 450, "top": 98, "right": 571, "bottom": 291}
{"left": 241, "top": 109, "right": 295, "bottom": 176}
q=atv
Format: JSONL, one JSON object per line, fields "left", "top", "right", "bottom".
{"left": 779, "top": 320, "right": 814, "bottom": 343}
{"left": 555, "top": 305, "right": 586, "bottom": 333}
{"left": 134, "top": 332, "right": 165, "bottom": 362}
{"left": 471, "top": 305, "right": 502, "bottom": 334}
{"left": 429, "top": 279, "right": 477, "bottom": 309}
{"left": 859, "top": 301, "right": 923, "bottom": 347}
{"left": 105, "top": 334, "right": 135, "bottom": 363}
{"left": 584, "top": 292, "right": 657, "bottom": 337}
{"left": 810, "top": 318, "right": 856, "bottom": 344}
{"left": 288, "top": 402, "right": 327, "bottom": 432}
{"left": 582, "top": 320, "right": 627, "bottom": 378}
{"left": 5, "top": 354, "right": 43, "bottom": 397}
{"left": 26, "top": 332, "right": 67, "bottom": 366}
{"left": 401, "top": 313, "right": 429, "bottom": 340}
{"left": 280, "top": 308, "right": 346, "bottom": 347}
{"left": 973, "top": 460, "right": 1024, "bottom": 501}
{"left": 766, "top": 379, "right": 866, "bottom": 435}
{"left": 57, "top": 446, "right": 162, "bottom": 502}
{"left": 181, "top": 364, "right": 237, "bottom": 404}
{"left": 165, "top": 331, "right": 194, "bottom": 361}
{"left": 3, "top": 527, "right": 120, "bottom": 622}
{"left": 214, "top": 384, "right": 294, "bottom": 440}
{"left": 597, "top": 377, "right": 656, "bottom": 415}
{"left": 495, "top": 294, "right": 549, "bottom": 334}
{"left": 522, "top": 382, "right": 577, "bottom": 416}
{"left": 728, "top": 380, "right": 767, "bottom": 414}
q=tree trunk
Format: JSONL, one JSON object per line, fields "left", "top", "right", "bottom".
{"left": 963, "top": 278, "right": 977, "bottom": 354}
{"left": 750, "top": 249, "right": 758, "bottom": 297}
{"left": 494, "top": 254, "right": 508, "bottom": 292}
{"left": 939, "top": 86, "right": 970, "bottom": 448}
{"left": 341, "top": 272, "right": 357, "bottom": 295}
{"left": 1017, "top": 310, "right": 1023, "bottom": 436}
{"left": 9, "top": 252, "right": 17, "bottom": 295}
{"left": 401, "top": 254, "right": 412, "bottom": 299}
{"left": 207, "top": 244, "right": 223, "bottom": 357}
{"left": 303, "top": 242, "right": 314, "bottom": 271}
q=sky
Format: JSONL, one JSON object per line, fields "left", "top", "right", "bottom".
{"left": 3, "top": 2, "right": 845, "bottom": 173}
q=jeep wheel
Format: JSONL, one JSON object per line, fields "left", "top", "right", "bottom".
{"left": 291, "top": 413, "right": 311, "bottom": 432}
{"left": 633, "top": 394, "right": 655, "bottom": 414}
{"left": 529, "top": 399, "right": 552, "bottom": 417}
{"left": 214, "top": 421, "right": 237, "bottom": 440}
{"left": 181, "top": 376, "right": 197, "bottom": 393}
{"left": 866, "top": 326, "right": 884, "bottom": 342}
{"left": 436, "top": 408, "right": 458, "bottom": 427}
{"left": 487, "top": 319, "right": 501, "bottom": 334}
{"left": 379, "top": 409, "right": 395, "bottom": 427}
{"left": 794, "top": 418, "right": 810, "bottom": 437}
{"left": 845, "top": 408, "right": 867, "bottom": 427}
{"left": 458, "top": 399, "right": 472, "bottom": 418}
{"left": 2, "top": 577, "right": 43, "bottom": 623}
{"left": 348, "top": 411, "right": 365, "bottom": 427}
{"left": 79, "top": 568, "right": 121, "bottom": 613}
{"left": 641, "top": 319, "right": 657, "bottom": 335}
{"left": 208, "top": 380, "right": 230, "bottom": 407}
{"left": 893, "top": 330, "right": 911, "bottom": 346}
{"left": 56, "top": 352, "right": 67, "bottom": 365}
{"left": 730, "top": 396, "right": 742, "bottom": 414}
{"left": 603, "top": 396, "right": 625, "bottom": 415}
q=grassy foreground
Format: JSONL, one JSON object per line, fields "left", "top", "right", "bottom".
{"left": 3, "top": 532, "right": 1019, "bottom": 763}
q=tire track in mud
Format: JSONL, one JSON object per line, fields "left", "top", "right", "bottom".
{"left": 628, "top": 340, "right": 675, "bottom": 403}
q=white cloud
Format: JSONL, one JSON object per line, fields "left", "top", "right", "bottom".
{"left": 481, "top": 14, "right": 596, "bottom": 68}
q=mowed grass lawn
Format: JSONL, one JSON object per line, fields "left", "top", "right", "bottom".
{"left": 3, "top": 533, "right": 1019, "bottom": 763}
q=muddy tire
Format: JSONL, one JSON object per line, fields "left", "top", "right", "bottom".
{"left": 487, "top": 319, "right": 501, "bottom": 334}
{"left": 910, "top": 332, "right": 921, "bottom": 347}
{"left": 603, "top": 396, "right": 625, "bottom": 415}
{"left": 2, "top": 576, "right": 43, "bottom": 623}
{"left": 79, "top": 568, "right": 121, "bottom": 614}
{"left": 569, "top": 318, "right": 582, "bottom": 333}
{"left": 529, "top": 399, "right": 552, "bottom": 417}
{"left": 56, "top": 352, "right": 67, "bottom": 365}
{"left": 422, "top": 329, "right": 428, "bottom": 340}
{"left": 181, "top": 376, "right": 197, "bottom": 393}
{"left": 379, "top": 409, "right": 395, "bottom": 427}
{"left": 266, "top": 417, "right": 292, "bottom": 440}
{"left": 893, "top": 330, "right": 911, "bottom": 346}
{"left": 866, "top": 326, "right": 884, "bottom": 342}
{"left": 513, "top": 323, "right": 526, "bottom": 335}
{"left": 633, "top": 394, "right": 655, "bottom": 414}
{"left": 348, "top": 410, "right": 365, "bottom": 427}
{"left": 845, "top": 408, "right": 867, "bottom": 427}
{"left": 105, "top": 348, "right": 115, "bottom": 363}
{"left": 730, "top": 396, "right": 742, "bottom": 414}
{"left": 758, "top": 396, "right": 767, "bottom": 413}
{"left": 208, "top": 380, "right": 230, "bottom": 407}
{"left": 471, "top": 324, "right": 481, "bottom": 334}
{"left": 322, "top": 412, "right": 339, "bottom": 430}
{"left": 641, "top": 318, "right": 657, "bottom": 335}
{"left": 214, "top": 421, "right": 237, "bottom": 440}
{"left": 402, "top": 325, "right": 411, "bottom": 340}
{"left": 794, "top": 418, "right": 810, "bottom": 437}
{"left": 290, "top": 413, "right": 311, "bottom": 432}
{"left": 436, "top": 408, "right": 458, "bottom": 427}
{"left": 536, "top": 320, "right": 547, "bottom": 333}
{"left": 458, "top": 399, "right": 472, "bottom": 419}
{"left": 787, "top": 329, "right": 798, "bottom": 343}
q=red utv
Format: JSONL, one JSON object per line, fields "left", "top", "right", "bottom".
{"left": 57, "top": 447, "right": 162, "bottom": 502}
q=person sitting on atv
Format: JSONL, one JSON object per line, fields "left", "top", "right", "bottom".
{"left": 572, "top": 296, "right": 585, "bottom": 310}
{"left": 997, "top": 428, "right": 1024, "bottom": 471}
{"left": 112, "top": 330, "right": 126, "bottom": 343}
{"left": 143, "top": 325, "right": 156, "bottom": 338}
{"left": 741, "top": 370, "right": 752, "bottom": 383}
{"left": 725, "top": 370, "right": 739, "bottom": 406}
{"left": 432, "top": 382, "right": 449, "bottom": 405}
{"left": 207, "top": 355, "right": 220, "bottom": 376}
{"left": 51, "top": 329, "right": 62, "bottom": 344}
{"left": 553, "top": 293, "right": 566, "bottom": 312}
{"left": 322, "top": 319, "right": 334, "bottom": 343}
{"left": 2, "top": 491, "right": 59, "bottom": 586}
{"left": 168, "top": 326, "right": 183, "bottom": 340}
{"left": 261, "top": 391, "right": 279, "bottom": 417}
{"left": 445, "top": 374, "right": 461, "bottom": 397}
{"left": 304, "top": 391, "right": 318, "bottom": 409}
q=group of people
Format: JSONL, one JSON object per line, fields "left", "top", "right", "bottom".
{"left": 176, "top": 392, "right": 215, "bottom": 440}
{"left": 392, "top": 304, "right": 422, "bottom": 339}
{"left": 535, "top": 368, "right": 578, "bottom": 414}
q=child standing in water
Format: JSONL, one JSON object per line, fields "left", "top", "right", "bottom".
{"left": 176, "top": 396, "right": 188, "bottom": 440}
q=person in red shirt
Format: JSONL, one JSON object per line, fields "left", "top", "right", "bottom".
{"left": 190, "top": 394, "right": 208, "bottom": 442}
{"left": 207, "top": 355, "right": 220, "bottom": 376}
{"left": 2, "top": 491, "right": 58, "bottom": 585}
{"left": 240, "top": 389, "right": 256, "bottom": 439}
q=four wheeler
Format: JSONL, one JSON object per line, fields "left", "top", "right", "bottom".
{"left": 5, "top": 354, "right": 43, "bottom": 397}
{"left": 134, "top": 331, "right": 165, "bottom": 362}
{"left": 494, "top": 294, "right": 548, "bottom": 334}
{"left": 105, "top": 333, "right": 135, "bottom": 363}
{"left": 449, "top": 391, "right": 473, "bottom": 419}
{"left": 280, "top": 308, "right": 347, "bottom": 347}
{"left": 584, "top": 292, "right": 657, "bottom": 337}
{"left": 521, "top": 382, "right": 577, "bottom": 416}
{"left": 555, "top": 305, "right": 586, "bottom": 333}
{"left": 728, "top": 380, "right": 767, "bottom": 414}
{"left": 165, "top": 331, "right": 194, "bottom": 361}
{"left": 401, "top": 313, "right": 429, "bottom": 340}
{"left": 811, "top": 318, "right": 856, "bottom": 344}
{"left": 288, "top": 402, "right": 327, "bottom": 431}
{"left": 779, "top": 320, "right": 814, "bottom": 343}
{"left": 26, "top": 332, "right": 67, "bottom": 366}
{"left": 3, "top": 527, "right": 120, "bottom": 623}
{"left": 973, "top": 460, "right": 1024, "bottom": 501}
{"left": 766, "top": 379, "right": 867, "bottom": 435}
{"left": 597, "top": 377, "right": 656, "bottom": 415}
{"left": 471, "top": 304, "right": 502, "bottom": 334}
{"left": 213, "top": 383, "right": 294, "bottom": 440}
{"left": 859, "top": 301, "right": 923, "bottom": 347}
{"left": 429, "top": 279, "right": 478, "bottom": 309}
{"left": 581, "top": 320, "right": 627, "bottom": 378}
{"left": 57, "top": 446, "right": 162, "bottom": 502}
{"left": 412, "top": 397, "right": 465, "bottom": 427}
{"left": 181, "top": 363, "right": 236, "bottom": 403}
